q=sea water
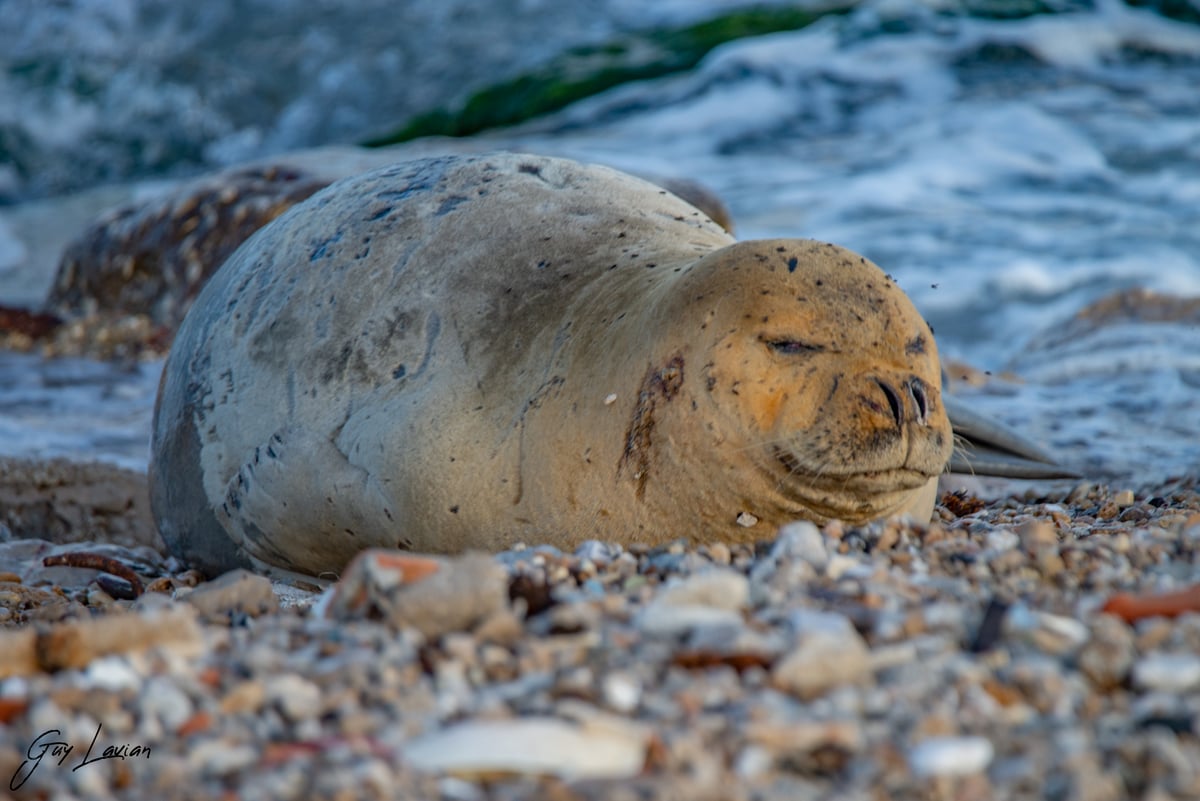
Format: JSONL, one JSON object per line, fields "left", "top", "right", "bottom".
{"left": 1, "top": 0, "right": 1197, "bottom": 482}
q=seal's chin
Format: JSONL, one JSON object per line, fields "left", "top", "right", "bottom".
{"left": 772, "top": 445, "right": 937, "bottom": 522}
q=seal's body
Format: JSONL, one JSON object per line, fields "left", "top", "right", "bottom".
{"left": 152, "top": 154, "right": 952, "bottom": 577}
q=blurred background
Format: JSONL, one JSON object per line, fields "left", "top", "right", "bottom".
{"left": 0, "top": 0, "right": 1198, "bottom": 483}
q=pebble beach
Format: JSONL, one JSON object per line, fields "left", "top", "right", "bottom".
{"left": 2, "top": 467, "right": 1199, "bottom": 799}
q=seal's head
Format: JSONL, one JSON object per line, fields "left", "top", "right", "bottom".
{"left": 667, "top": 239, "right": 952, "bottom": 524}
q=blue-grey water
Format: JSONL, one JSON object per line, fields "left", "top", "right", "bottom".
{"left": 1, "top": 0, "right": 1198, "bottom": 483}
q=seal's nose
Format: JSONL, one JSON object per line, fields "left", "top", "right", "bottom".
{"left": 908, "top": 377, "right": 930, "bottom": 425}
{"left": 871, "top": 377, "right": 931, "bottom": 428}
{"left": 874, "top": 378, "right": 904, "bottom": 428}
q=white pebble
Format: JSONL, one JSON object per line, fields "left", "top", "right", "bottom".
{"left": 985, "top": 529, "right": 1020, "bottom": 552}
{"left": 735, "top": 745, "right": 775, "bottom": 779}
{"left": 788, "top": 609, "right": 858, "bottom": 637}
{"left": 908, "top": 736, "right": 994, "bottom": 777}
{"left": 736, "top": 511, "right": 759, "bottom": 527}
{"left": 80, "top": 656, "right": 141, "bottom": 691}
{"left": 188, "top": 740, "right": 259, "bottom": 775}
{"left": 141, "top": 676, "right": 194, "bottom": 731}
{"left": 602, "top": 672, "right": 642, "bottom": 713}
{"left": 636, "top": 604, "right": 743, "bottom": 636}
{"left": 772, "top": 629, "right": 871, "bottom": 699}
{"left": 772, "top": 520, "right": 828, "bottom": 571}
{"left": 266, "top": 674, "right": 323, "bottom": 721}
{"left": 1132, "top": 653, "right": 1200, "bottom": 693}
{"left": 824, "top": 554, "right": 867, "bottom": 581}
{"left": 405, "top": 718, "right": 647, "bottom": 780}
{"left": 656, "top": 569, "right": 749, "bottom": 611}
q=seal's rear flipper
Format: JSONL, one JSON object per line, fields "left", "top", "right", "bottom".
{"left": 216, "top": 426, "right": 401, "bottom": 578}
{"left": 944, "top": 395, "right": 1081, "bottom": 480}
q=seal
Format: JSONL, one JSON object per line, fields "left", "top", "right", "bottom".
{"left": 151, "top": 153, "right": 953, "bottom": 578}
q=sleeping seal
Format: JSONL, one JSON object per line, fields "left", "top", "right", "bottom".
{"left": 151, "top": 153, "right": 953, "bottom": 577}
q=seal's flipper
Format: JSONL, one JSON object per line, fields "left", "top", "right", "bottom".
{"left": 215, "top": 426, "right": 401, "bottom": 577}
{"left": 944, "top": 395, "right": 1081, "bottom": 479}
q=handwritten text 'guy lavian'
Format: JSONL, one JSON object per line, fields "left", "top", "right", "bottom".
{"left": 10, "top": 725, "right": 151, "bottom": 791}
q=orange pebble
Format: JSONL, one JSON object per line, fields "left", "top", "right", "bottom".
{"left": 177, "top": 710, "right": 213, "bottom": 737}
{"left": 1102, "top": 584, "right": 1200, "bottom": 623}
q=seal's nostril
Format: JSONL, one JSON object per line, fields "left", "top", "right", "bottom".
{"left": 875, "top": 379, "right": 903, "bottom": 428}
{"left": 909, "top": 378, "right": 928, "bottom": 424}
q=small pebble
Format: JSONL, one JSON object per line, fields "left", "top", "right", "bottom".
{"left": 770, "top": 520, "right": 828, "bottom": 572}
{"left": 266, "top": 674, "right": 323, "bottom": 722}
{"left": 602, "top": 672, "right": 642, "bottom": 713}
{"left": 80, "top": 655, "right": 141, "bottom": 691}
{"left": 183, "top": 569, "right": 279, "bottom": 621}
{"left": 1132, "top": 653, "right": 1200, "bottom": 693}
{"left": 909, "top": 736, "right": 994, "bottom": 777}
{"left": 655, "top": 569, "right": 748, "bottom": 611}
{"left": 772, "top": 629, "right": 871, "bottom": 699}
{"left": 327, "top": 550, "right": 508, "bottom": 638}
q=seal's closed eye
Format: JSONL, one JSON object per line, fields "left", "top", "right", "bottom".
{"left": 762, "top": 337, "right": 824, "bottom": 355}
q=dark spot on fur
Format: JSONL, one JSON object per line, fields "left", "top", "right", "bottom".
{"left": 310, "top": 230, "right": 343, "bottom": 262}
{"left": 435, "top": 195, "right": 469, "bottom": 216}
{"left": 787, "top": 257, "right": 798, "bottom": 272}
{"left": 450, "top": 505, "right": 459, "bottom": 514}
{"left": 905, "top": 335, "right": 927, "bottom": 355}
{"left": 518, "top": 163, "right": 542, "bottom": 176}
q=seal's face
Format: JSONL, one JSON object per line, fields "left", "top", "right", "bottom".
{"left": 686, "top": 240, "right": 952, "bottom": 523}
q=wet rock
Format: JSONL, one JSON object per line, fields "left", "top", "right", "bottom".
{"left": 49, "top": 165, "right": 330, "bottom": 331}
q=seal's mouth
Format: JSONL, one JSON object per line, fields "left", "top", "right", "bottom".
{"left": 773, "top": 446, "right": 934, "bottom": 494}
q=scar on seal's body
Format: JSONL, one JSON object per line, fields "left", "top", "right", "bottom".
{"left": 619, "top": 354, "right": 685, "bottom": 498}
